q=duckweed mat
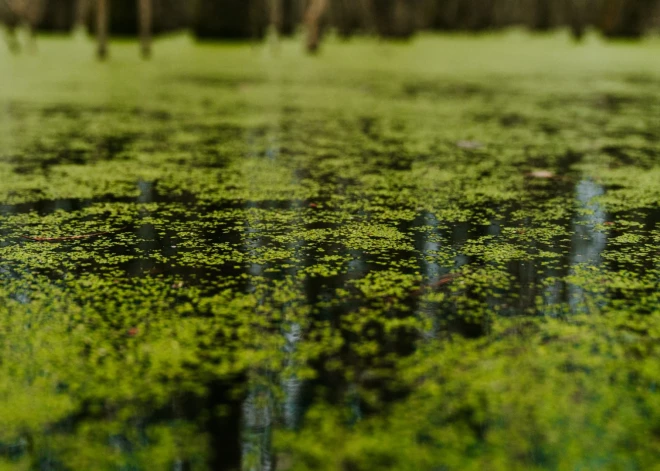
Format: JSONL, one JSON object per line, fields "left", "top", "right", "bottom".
{"left": 2, "top": 31, "right": 660, "bottom": 470}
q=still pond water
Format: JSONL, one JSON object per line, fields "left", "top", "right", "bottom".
{"left": 2, "top": 33, "right": 660, "bottom": 470}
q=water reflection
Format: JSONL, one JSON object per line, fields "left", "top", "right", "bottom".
{"left": 413, "top": 211, "right": 445, "bottom": 340}
{"left": 568, "top": 178, "right": 608, "bottom": 314}
{"left": 0, "top": 172, "right": 643, "bottom": 470}
{"left": 572, "top": 179, "right": 608, "bottom": 266}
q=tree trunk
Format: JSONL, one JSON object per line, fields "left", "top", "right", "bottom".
{"left": 139, "top": 0, "right": 151, "bottom": 58}
{"left": 270, "top": 0, "right": 282, "bottom": 33}
{"left": 75, "top": 0, "right": 91, "bottom": 29}
{"left": 97, "top": 0, "right": 108, "bottom": 59}
{"left": 304, "top": 0, "right": 328, "bottom": 52}
{"left": 565, "top": 0, "right": 591, "bottom": 41}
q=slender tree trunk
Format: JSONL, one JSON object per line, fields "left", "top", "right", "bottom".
{"left": 21, "top": 0, "right": 45, "bottom": 51}
{"left": 75, "top": 0, "right": 91, "bottom": 30}
{"left": 270, "top": 0, "right": 283, "bottom": 33}
{"left": 357, "top": 0, "right": 376, "bottom": 33}
{"left": 305, "top": 0, "right": 328, "bottom": 53}
{"left": 566, "top": 0, "right": 589, "bottom": 42}
{"left": 97, "top": 0, "right": 108, "bottom": 59}
{"left": 139, "top": 0, "right": 152, "bottom": 58}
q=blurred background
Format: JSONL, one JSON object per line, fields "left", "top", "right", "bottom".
{"left": 3, "top": 0, "right": 660, "bottom": 56}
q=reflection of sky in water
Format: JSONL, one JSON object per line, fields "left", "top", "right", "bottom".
{"left": 241, "top": 196, "right": 272, "bottom": 471}
{"left": 420, "top": 212, "right": 442, "bottom": 282}
{"left": 569, "top": 178, "right": 608, "bottom": 314}
{"left": 282, "top": 322, "right": 303, "bottom": 429}
{"left": 572, "top": 179, "right": 607, "bottom": 265}
{"left": 414, "top": 211, "right": 447, "bottom": 339}
{"left": 241, "top": 188, "right": 303, "bottom": 471}
{"left": 242, "top": 385, "right": 274, "bottom": 471}
{"left": 452, "top": 221, "right": 471, "bottom": 269}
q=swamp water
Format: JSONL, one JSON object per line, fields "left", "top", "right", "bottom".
{"left": 2, "top": 33, "right": 660, "bottom": 470}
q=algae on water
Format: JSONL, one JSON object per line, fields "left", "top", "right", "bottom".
{"left": 1, "top": 32, "right": 660, "bottom": 470}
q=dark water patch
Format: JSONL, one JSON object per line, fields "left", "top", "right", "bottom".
{"left": 607, "top": 127, "right": 660, "bottom": 142}
{"left": 172, "top": 74, "right": 267, "bottom": 89}
{"left": 620, "top": 73, "right": 659, "bottom": 85}
{"left": 201, "top": 198, "right": 312, "bottom": 211}
{"left": 499, "top": 112, "right": 527, "bottom": 128}
{"left": 189, "top": 149, "right": 232, "bottom": 169}
{"left": 1, "top": 101, "right": 110, "bottom": 121}
{"left": 538, "top": 121, "right": 560, "bottom": 135}
{"left": 638, "top": 207, "right": 660, "bottom": 232}
{"left": 518, "top": 150, "right": 584, "bottom": 180}
{"left": 9, "top": 132, "right": 139, "bottom": 173}
{"left": 600, "top": 144, "right": 657, "bottom": 168}
{"left": 535, "top": 90, "right": 657, "bottom": 115}
{"left": 594, "top": 92, "right": 649, "bottom": 111}
{"left": 129, "top": 107, "right": 174, "bottom": 121}
{"left": 13, "top": 144, "right": 89, "bottom": 170}
{"left": 358, "top": 115, "right": 377, "bottom": 137}
{"left": 96, "top": 133, "right": 137, "bottom": 159}
{"left": 40, "top": 103, "right": 115, "bottom": 118}
{"left": 471, "top": 111, "right": 551, "bottom": 131}
{"left": 179, "top": 122, "right": 248, "bottom": 137}
{"left": 401, "top": 81, "right": 495, "bottom": 100}
{"left": 39, "top": 104, "right": 175, "bottom": 122}
{"left": 135, "top": 180, "right": 197, "bottom": 205}
{"left": 0, "top": 195, "right": 133, "bottom": 216}
{"left": 0, "top": 181, "right": 198, "bottom": 216}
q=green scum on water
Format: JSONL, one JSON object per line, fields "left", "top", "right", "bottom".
{"left": 1, "top": 30, "right": 660, "bottom": 470}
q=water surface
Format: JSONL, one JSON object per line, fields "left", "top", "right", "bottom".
{"left": 2, "top": 33, "right": 660, "bottom": 470}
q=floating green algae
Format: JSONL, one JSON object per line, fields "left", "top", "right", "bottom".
{"left": 2, "top": 31, "right": 660, "bottom": 470}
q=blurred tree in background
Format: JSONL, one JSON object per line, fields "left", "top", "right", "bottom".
{"left": 2, "top": 0, "right": 660, "bottom": 54}
{"left": 192, "top": 0, "right": 268, "bottom": 40}
{"left": 85, "top": 0, "right": 190, "bottom": 35}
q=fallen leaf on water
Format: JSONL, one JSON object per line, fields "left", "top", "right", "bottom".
{"left": 526, "top": 170, "right": 555, "bottom": 179}
{"left": 410, "top": 273, "right": 460, "bottom": 296}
